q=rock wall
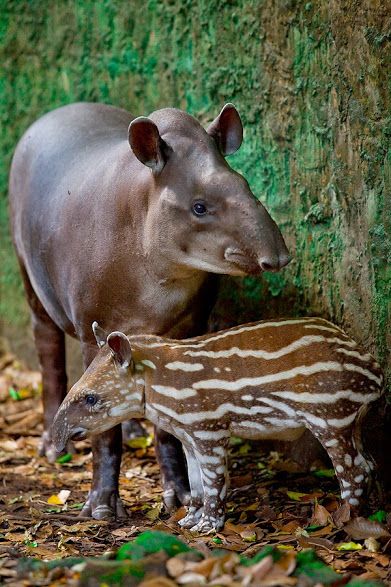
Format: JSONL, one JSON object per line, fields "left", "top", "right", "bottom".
{"left": 0, "top": 0, "right": 389, "bottom": 387}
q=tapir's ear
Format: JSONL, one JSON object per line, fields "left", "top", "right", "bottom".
{"left": 207, "top": 103, "right": 243, "bottom": 156}
{"left": 128, "top": 117, "right": 168, "bottom": 174}
{"left": 107, "top": 331, "right": 132, "bottom": 369}
{"left": 92, "top": 321, "right": 107, "bottom": 348}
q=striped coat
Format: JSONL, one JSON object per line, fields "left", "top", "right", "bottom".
{"left": 52, "top": 317, "right": 383, "bottom": 532}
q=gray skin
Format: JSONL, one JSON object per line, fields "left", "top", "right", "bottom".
{"left": 9, "top": 102, "right": 290, "bottom": 520}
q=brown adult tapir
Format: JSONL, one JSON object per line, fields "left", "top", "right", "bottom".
{"left": 9, "top": 102, "right": 290, "bottom": 520}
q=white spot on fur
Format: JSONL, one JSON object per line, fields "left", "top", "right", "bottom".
{"left": 354, "top": 454, "right": 365, "bottom": 466}
{"left": 344, "top": 454, "right": 352, "bottom": 467}
{"left": 165, "top": 361, "right": 204, "bottom": 372}
{"left": 207, "top": 487, "right": 218, "bottom": 496}
{"left": 327, "top": 412, "right": 357, "bottom": 428}
{"left": 151, "top": 385, "right": 197, "bottom": 399}
{"left": 193, "top": 429, "right": 229, "bottom": 440}
{"left": 193, "top": 361, "right": 353, "bottom": 392}
{"left": 141, "top": 360, "right": 156, "bottom": 370}
{"left": 325, "top": 439, "right": 338, "bottom": 447}
{"left": 109, "top": 404, "right": 130, "bottom": 417}
{"left": 150, "top": 402, "right": 272, "bottom": 425}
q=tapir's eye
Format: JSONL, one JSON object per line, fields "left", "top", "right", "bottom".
{"left": 192, "top": 200, "right": 208, "bottom": 216}
{"left": 85, "top": 394, "right": 98, "bottom": 406}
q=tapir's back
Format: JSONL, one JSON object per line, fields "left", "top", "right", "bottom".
{"left": 10, "top": 102, "right": 134, "bottom": 211}
{"left": 9, "top": 103, "right": 143, "bottom": 334}
{"left": 141, "top": 317, "right": 383, "bottom": 417}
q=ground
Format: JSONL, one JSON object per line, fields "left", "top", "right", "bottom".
{"left": 0, "top": 351, "right": 390, "bottom": 586}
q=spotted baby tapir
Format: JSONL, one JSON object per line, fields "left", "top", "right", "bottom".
{"left": 52, "top": 317, "right": 383, "bottom": 533}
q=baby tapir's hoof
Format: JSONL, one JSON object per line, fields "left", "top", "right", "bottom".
{"left": 178, "top": 507, "right": 203, "bottom": 529}
{"left": 190, "top": 514, "right": 225, "bottom": 534}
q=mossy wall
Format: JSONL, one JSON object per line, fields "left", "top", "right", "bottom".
{"left": 0, "top": 0, "right": 390, "bottom": 386}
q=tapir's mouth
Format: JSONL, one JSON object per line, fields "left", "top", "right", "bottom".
{"left": 224, "top": 248, "right": 262, "bottom": 275}
{"left": 70, "top": 428, "right": 88, "bottom": 441}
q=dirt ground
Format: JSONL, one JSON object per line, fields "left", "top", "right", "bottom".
{"left": 0, "top": 350, "right": 390, "bottom": 586}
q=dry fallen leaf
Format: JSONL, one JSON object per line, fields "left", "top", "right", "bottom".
{"left": 140, "top": 578, "right": 178, "bottom": 587}
{"left": 47, "top": 489, "right": 71, "bottom": 505}
{"left": 344, "top": 517, "right": 390, "bottom": 540}
{"left": 332, "top": 502, "right": 351, "bottom": 527}
{"left": 311, "top": 501, "right": 333, "bottom": 527}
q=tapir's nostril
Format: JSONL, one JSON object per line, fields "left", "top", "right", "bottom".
{"left": 260, "top": 260, "right": 274, "bottom": 272}
{"left": 259, "top": 256, "right": 279, "bottom": 272}
{"left": 259, "top": 252, "right": 291, "bottom": 272}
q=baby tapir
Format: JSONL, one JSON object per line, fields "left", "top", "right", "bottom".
{"left": 51, "top": 317, "right": 383, "bottom": 533}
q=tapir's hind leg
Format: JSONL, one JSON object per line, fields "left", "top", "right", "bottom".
{"left": 304, "top": 415, "right": 373, "bottom": 512}
{"left": 18, "top": 262, "right": 68, "bottom": 462}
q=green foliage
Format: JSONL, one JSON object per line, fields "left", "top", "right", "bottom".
{"left": 295, "top": 549, "right": 341, "bottom": 584}
{"left": 368, "top": 510, "right": 388, "bottom": 524}
{"left": 116, "top": 530, "right": 192, "bottom": 561}
{"left": 56, "top": 453, "right": 73, "bottom": 464}
{"left": 16, "top": 536, "right": 384, "bottom": 585}
{"left": 240, "top": 544, "right": 281, "bottom": 566}
{"left": 313, "top": 469, "right": 335, "bottom": 478}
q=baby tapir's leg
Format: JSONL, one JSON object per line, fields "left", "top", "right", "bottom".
{"left": 304, "top": 416, "right": 372, "bottom": 510}
{"left": 190, "top": 441, "right": 229, "bottom": 533}
{"left": 179, "top": 446, "right": 204, "bottom": 529}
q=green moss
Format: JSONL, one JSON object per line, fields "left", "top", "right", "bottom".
{"left": 0, "top": 0, "right": 389, "bottom": 388}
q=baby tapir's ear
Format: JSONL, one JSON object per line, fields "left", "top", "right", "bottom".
{"left": 107, "top": 331, "right": 132, "bottom": 369}
{"left": 92, "top": 321, "right": 107, "bottom": 348}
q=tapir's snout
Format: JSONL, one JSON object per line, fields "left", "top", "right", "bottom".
{"left": 253, "top": 202, "right": 291, "bottom": 273}
{"left": 51, "top": 421, "right": 88, "bottom": 453}
{"left": 50, "top": 403, "right": 84, "bottom": 454}
{"left": 258, "top": 249, "right": 291, "bottom": 273}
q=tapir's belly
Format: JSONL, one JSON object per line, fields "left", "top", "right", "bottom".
{"left": 230, "top": 422, "right": 306, "bottom": 442}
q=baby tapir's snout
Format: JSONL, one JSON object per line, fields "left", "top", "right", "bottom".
{"left": 51, "top": 329, "right": 144, "bottom": 453}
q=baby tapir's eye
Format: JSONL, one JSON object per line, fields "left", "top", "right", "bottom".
{"left": 192, "top": 200, "right": 208, "bottom": 216}
{"left": 85, "top": 394, "right": 98, "bottom": 406}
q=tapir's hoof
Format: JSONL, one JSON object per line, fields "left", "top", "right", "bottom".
{"left": 190, "top": 514, "right": 225, "bottom": 534}
{"left": 39, "top": 430, "right": 74, "bottom": 463}
{"left": 122, "top": 419, "right": 148, "bottom": 443}
{"left": 80, "top": 491, "right": 128, "bottom": 520}
{"left": 178, "top": 508, "right": 203, "bottom": 529}
{"left": 162, "top": 482, "right": 191, "bottom": 512}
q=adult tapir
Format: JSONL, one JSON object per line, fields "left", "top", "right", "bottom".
{"left": 9, "top": 102, "right": 290, "bottom": 520}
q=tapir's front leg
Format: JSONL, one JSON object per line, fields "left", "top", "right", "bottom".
{"left": 189, "top": 442, "right": 229, "bottom": 533}
{"left": 154, "top": 427, "right": 190, "bottom": 510}
{"left": 179, "top": 446, "right": 204, "bottom": 528}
